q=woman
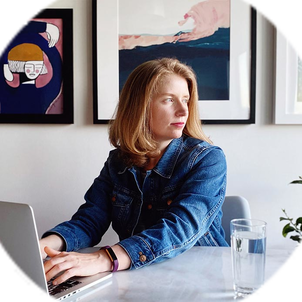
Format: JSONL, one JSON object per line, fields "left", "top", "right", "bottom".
{"left": 40, "top": 58, "right": 228, "bottom": 285}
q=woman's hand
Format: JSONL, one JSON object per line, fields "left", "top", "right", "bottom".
{"left": 39, "top": 235, "right": 65, "bottom": 260}
{"left": 43, "top": 247, "right": 112, "bottom": 285}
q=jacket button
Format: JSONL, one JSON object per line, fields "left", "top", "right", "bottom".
{"left": 167, "top": 199, "right": 172, "bottom": 205}
{"left": 111, "top": 195, "right": 116, "bottom": 202}
{"left": 139, "top": 252, "right": 147, "bottom": 262}
{"left": 147, "top": 204, "right": 152, "bottom": 210}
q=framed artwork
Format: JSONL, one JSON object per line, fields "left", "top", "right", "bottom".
{"left": 274, "top": 30, "right": 302, "bottom": 124}
{"left": 93, "top": 0, "right": 256, "bottom": 124}
{"left": 0, "top": 9, "right": 73, "bottom": 124}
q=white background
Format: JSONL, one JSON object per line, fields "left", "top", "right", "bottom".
{"left": 0, "top": 0, "right": 302, "bottom": 300}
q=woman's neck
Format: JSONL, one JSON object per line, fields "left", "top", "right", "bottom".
{"left": 144, "top": 157, "right": 160, "bottom": 171}
{"left": 144, "top": 147, "right": 166, "bottom": 171}
{"left": 143, "top": 140, "right": 172, "bottom": 171}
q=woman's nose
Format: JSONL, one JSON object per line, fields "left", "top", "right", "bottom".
{"left": 175, "top": 101, "right": 188, "bottom": 117}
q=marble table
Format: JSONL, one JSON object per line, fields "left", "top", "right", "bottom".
{"left": 64, "top": 246, "right": 293, "bottom": 302}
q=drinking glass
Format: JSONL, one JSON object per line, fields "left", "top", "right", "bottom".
{"left": 230, "top": 219, "right": 267, "bottom": 297}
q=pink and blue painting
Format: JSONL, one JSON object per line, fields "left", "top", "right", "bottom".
{"left": 0, "top": 18, "right": 63, "bottom": 114}
{"left": 0, "top": 9, "right": 73, "bottom": 123}
{"left": 119, "top": 0, "right": 230, "bottom": 101}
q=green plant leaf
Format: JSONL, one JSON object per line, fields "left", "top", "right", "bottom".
{"left": 296, "top": 217, "right": 302, "bottom": 225}
{"left": 290, "top": 180, "right": 302, "bottom": 184}
{"left": 280, "top": 217, "right": 290, "bottom": 222}
{"left": 290, "top": 235, "right": 301, "bottom": 243}
{"left": 290, "top": 176, "right": 302, "bottom": 184}
{"left": 282, "top": 223, "right": 295, "bottom": 237}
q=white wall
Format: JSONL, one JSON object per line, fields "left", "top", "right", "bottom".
{"left": 0, "top": 0, "right": 301, "bottom": 250}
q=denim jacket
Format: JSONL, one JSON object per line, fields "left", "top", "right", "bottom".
{"left": 43, "top": 136, "right": 228, "bottom": 269}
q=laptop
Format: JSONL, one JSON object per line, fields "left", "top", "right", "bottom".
{"left": 0, "top": 201, "right": 112, "bottom": 300}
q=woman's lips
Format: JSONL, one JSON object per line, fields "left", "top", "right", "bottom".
{"left": 171, "top": 122, "right": 185, "bottom": 127}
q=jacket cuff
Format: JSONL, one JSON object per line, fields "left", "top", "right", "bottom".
{"left": 42, "top": 226, "right": 79, "bottom": 252}
{"left": 118, "top": 235, "right": 160, "bottom": 269}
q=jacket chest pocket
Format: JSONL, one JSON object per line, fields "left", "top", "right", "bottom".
{"left": 111, "top": 188, "right": 134, "bottom": 226}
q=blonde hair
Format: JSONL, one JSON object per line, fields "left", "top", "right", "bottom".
{"left": 109, "top": 58, "right": 211, "bottom": 167}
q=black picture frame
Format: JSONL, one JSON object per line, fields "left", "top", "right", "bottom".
{"left": 0, "top": 8, "right": 74, "bottom": 124}
{"left": 92, "top": 0, "right": 256, "bottom": 124}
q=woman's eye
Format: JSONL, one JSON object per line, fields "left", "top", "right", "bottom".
{"left": 162, "top": 98, "right": 189, "bottom": 104}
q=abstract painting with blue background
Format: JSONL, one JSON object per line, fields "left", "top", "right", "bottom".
{"left": 119, "top": 0, "right": 230, "bottom": 101}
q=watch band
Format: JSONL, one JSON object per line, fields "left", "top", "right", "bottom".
{"left": 100, "top": 246, "right": 119, "bottom": 272}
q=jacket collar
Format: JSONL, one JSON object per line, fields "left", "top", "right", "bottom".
{"left": 153, "top": 137, "right": 183, "bottom": 179}
{"left": 118, "top": 137, "right": 184, "bottom": 178}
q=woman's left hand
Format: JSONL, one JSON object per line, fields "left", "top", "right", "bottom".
{"left": 43, "top": 246, "right": 111, "bottom": 285}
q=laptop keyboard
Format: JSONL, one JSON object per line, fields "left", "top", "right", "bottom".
{"left": 48, "top": 278, "right": 82, "bottom": 296}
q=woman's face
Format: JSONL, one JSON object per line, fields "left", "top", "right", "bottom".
{"left": 24, "top": 61, "right": 44, "bottom": 80}
{"left": 150, "top": 73, "right": 189, "bottom": 150}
